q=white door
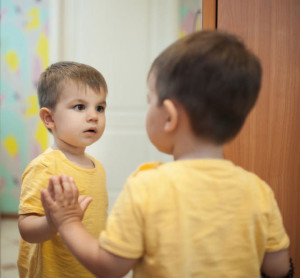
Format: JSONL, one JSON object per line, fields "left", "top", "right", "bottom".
{"left": 49, "top": 0, "right": 178, "bottom": 210}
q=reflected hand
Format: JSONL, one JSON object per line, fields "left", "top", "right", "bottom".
{"left": 41, "top": 175, "right": 93, "bottom": 230}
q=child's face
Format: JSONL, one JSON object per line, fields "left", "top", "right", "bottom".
{"left": 51, "top": 81, "right": 106, "bottom": 150}
{"left": 146, "top": 73, "right": 171, "bottom": 154}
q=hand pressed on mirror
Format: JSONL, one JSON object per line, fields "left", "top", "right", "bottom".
{"left": 41, "top": 175, "right": 93, "bottom": 231}
{"left": 40, "top": 175, "right": 136, "bottom": 278}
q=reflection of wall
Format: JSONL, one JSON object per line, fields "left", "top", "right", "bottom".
{"left": 0, "top": 0, "right": 49, "bottom": 214}
{"left": 179, "top": 0, "right": 202, "bottom": 37}
{"left": 56, "top": 0, "right": 178, "bottom": 212}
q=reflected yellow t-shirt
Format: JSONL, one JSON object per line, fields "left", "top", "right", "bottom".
{"left": 100, "top": 160, "right": 289, "bottom": 278}
{"left": 18, "top": 148, "right": 108, "bottom": 278}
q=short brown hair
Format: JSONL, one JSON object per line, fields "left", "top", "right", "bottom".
{"left": 38, "top": 61, "right": 107, "bottom": 109}
{"left": 150, "top": 30, "right": 262, "bottom": 144}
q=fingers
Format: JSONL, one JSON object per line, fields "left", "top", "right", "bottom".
{"left": 48, "top": 175, "right": 80, "bottom": 207}
{"left": 68, "top": 176, "right": 79, "bottom": 205}
{"left": 52, "top": 176, "right": 64, "bottom": 204}
{"left": 71, "top": 177, "right": 79, "bottom": 203}
{"left": 48, "top": 176, "right": 56, "bottom": 201}
{"left": 78, "top": 196, "right": 93, "bottom": 214}
{"left": 60, "top": 175, "right": 79, "bottom": 205}
{"left": 49, "top": 176, "right": 63, "bottom": 202}
{"left": 41, "top": 188, "right": 55, "bottom": 210}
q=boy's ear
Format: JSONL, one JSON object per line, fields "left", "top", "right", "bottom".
{"left": 163, "top": 99, "right": 178, "bottom": 132}
{"left": 39, "top": 107, "right": 55, "bottom": 130}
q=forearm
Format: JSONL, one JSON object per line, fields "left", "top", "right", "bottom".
{"left": 261, "top": 249, "right": 291, "bottom": 278}
{"left": 40, "top": 176, "right": 137, "bottom": 277}
{"left": 58, "top": 221, "right": 115, "bottom": 277}
{"left": 18, "top": 214, "right": 57, "bottom": 243}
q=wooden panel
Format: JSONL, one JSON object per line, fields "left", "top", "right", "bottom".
{"left": 202, "top": 0, "right": 216, "bottom": 30}
{"left": 218, "top": 0, "right": 300, "bottom": 273}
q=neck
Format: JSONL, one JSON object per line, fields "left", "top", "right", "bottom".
{"left": 173, "top": 135, "right": 224, "bottom": 161}
{"left": 52, "top": 140, "right": 94, "bottom": 169}
{"left": 52, "top": 141, "right": 86, "bottom": 156}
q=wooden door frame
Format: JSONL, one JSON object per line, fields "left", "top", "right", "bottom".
{"left": 205, "top": 0, "right": 300, "bottom": 271}
{"left": 202, "top": 0, "right": 217, "bottom": 30}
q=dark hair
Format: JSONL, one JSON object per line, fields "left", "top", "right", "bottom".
{"left": 149, "top": 30, "right": 262, "bottom": 144}
{"left": 37, "top": 61, "right": 107, "bottom": 110}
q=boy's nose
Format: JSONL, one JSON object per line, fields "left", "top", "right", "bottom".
{"left": 87, "top": 109, "right": 98, "bottom": 122}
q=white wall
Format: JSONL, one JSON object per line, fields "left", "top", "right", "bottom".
{"left": 49, "top": 0, "right": 179, "bottom": 210}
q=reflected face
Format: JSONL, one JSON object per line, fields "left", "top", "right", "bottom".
{"left": 52, "top": 81, "right": 107, "bottom": 150}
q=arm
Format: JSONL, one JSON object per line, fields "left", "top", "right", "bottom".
{"left": 260, "top": 189, "right": 292, "bottom": 278}
{"left": 18, "top": 213, "right": 57, "bottom": 243}
{"left": 19, "top": 175, "right": 57, "bottom": 243}
{"left": 261, "top": 249, "right": 291, "bottom": 278}
{"left": 18, "top": 163, "right": 58, "bottom": 243}
{"left": 18, "top": 175, "right": 90, "bottom": 243}
{"left": 41, "top": 175, "right": 137, "bottom": 278}
{"left": 57, "top": 220, "right": 136, "bottom": 278}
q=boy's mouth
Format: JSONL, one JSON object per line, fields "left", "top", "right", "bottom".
{"left": 84, "top": 128, "right": 97, "bottom": 134}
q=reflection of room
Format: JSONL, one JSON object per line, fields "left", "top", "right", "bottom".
{"left": 1, "top": 0, "right": 205, "bottom": 217}
{"left": 1, "top": 0, "right": 299, "bottom": 276}
{"left": 1, "top": 1, "right": 203, "bottom": 276}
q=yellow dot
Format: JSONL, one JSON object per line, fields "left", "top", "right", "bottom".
{"left": 35, "top": 120, "right": 49, "bottom": 151}
{"left": 3, "top": 136, "right": 18, "bottom": 157}
{"left": 37, "top": 33, "right": 49, "bottom": 69}
{"left": 25, "top": 95, "right": 39, "bottom": 117}
{"left": 26, "top": 8, "right": 40, "bottom": 30}
{"left": 5, "top": 51, "right": 19, "bottom": 72}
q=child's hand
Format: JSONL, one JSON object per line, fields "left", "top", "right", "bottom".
{"left": 41, "top": 175, "right": 93, "bottom": 231}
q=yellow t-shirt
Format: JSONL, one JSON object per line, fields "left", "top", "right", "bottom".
{"left": 100, "top": 160, "right": 289, "bottom": 278}
{"left": 18, "top": 148, "right": 108, "bottom": 278}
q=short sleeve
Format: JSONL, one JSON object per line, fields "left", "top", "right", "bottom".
{"left": 19, "top": 163, "right": 52, "bottom": 215}
{"left": 99, "top": 180, "right": 145, "bottom": 259}
{"left": 265, "top": 191, "right": 290, "bottom": 252}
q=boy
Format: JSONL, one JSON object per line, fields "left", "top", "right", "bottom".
{"left": 41, "top": 31, "right": 291, "bottom": 277}
{"left": 18, "top": 61, "right": 109, "bottom": 277}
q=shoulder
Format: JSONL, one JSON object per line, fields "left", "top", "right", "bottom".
{"left": 131, "top": 162, "right": 164, "bottom": 176}
{"left": 23, "top": 150, "right": 49, "bottom": 170}
{"left": 110, "top": 162, "right": 167, "bottom": 217}
{"left": 22, "top": 149, "right": 59, "bottom": 179}
{"left": 129, "top": 162, "right": 165, "bottom": 181}
{"left": 238, "top": 165, "right": 272, "bottom": 191}
{"left": 231, "top": 164, "right": 276, "bottom": 205}
{"left": 123, "top": 162, "right": 174, "bottom": 196}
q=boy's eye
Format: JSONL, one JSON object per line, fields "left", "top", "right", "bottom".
{"left": 96, "top": 106, "right": 105, "bottom": 112}
{"left": 74, "top": 104, "right": 85, "bottom": 110}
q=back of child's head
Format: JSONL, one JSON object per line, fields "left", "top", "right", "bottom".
{"left": 38, "top": 61, "right": 107, "bottom": 110}
{"left": 150, "top": 30, "right": 262, "bottom": 144}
